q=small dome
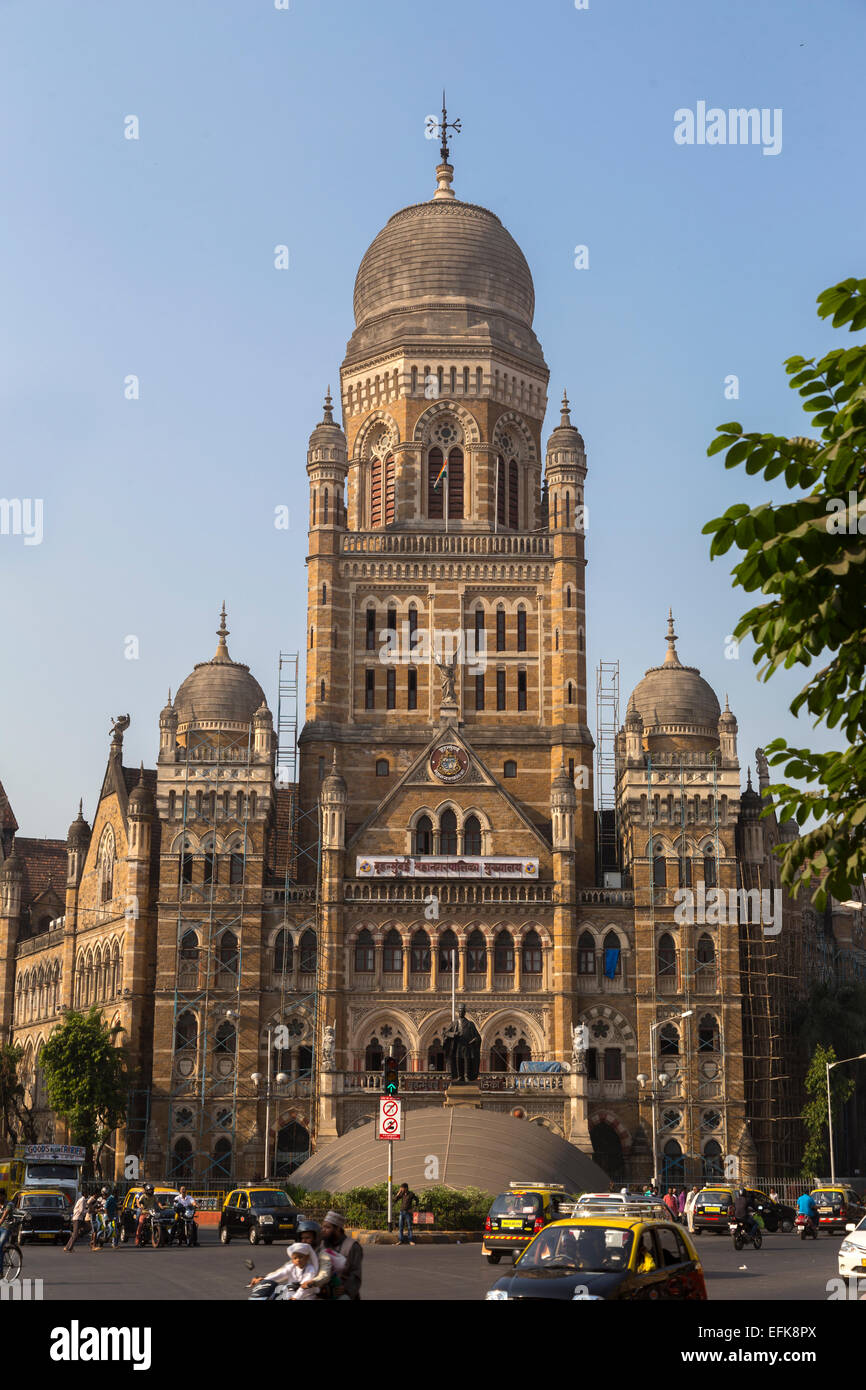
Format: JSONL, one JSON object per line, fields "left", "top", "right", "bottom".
{"left": 628, "top": 614, "right": 721, "bottom": 737}
{"left": 0, "top": 850, "right": 22, "bottom": 878}
{"left": 719, "top": 695, "right": 737, "bottom": 728}
{"left": 322, "top": 751, "right": 347, "bottom": 799}
{"left": 346, "top": 166, "right": 545, "bottom": 370}
{"left": 546, "top": 391, "right": 585, "bottom": 453}
{"left": 67, "top": 801, "right": 91, "bottom": 846}
{"left": 128, "top": 766, "right": 154, "bottom": 816}
{"left": 174, "top": 605, "right": 267, "bottom": 728}
{"left": 308, "top": 389, "right": 347, "bottom": 455}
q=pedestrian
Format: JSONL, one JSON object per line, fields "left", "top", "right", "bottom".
{"left": 395, "top": 1182, "right": 418, "bottom": 1245}
{"left": 664, "top": 1189, "right": 679, "bottom": 1221}
{"left": 677, "top": 1188, "right": 687, "bottom": 1219}
{"left": 685, "top": 1184, "right": 700, "bottom": 1234}
{"left": 769, "top": 1187, "right": 780, "bottom": 1206}
{"left": 321, "top": 1210, "right": 363, "bottom": 1300}
{"left": 102, "top": 1187, "right": 119, "bottom": 1249}
{"left": 87, "top": 1193, "right": 102, "bottom": 1250}
{"left": 66, "top": 1192, "right": 87, "bottom": 1252}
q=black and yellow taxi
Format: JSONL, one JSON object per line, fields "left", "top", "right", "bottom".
{"left": 11, "top": 1188, "right": 72, "bottom": 1245}
{"left": 482, "top": 1183, "right": 580, "bottom": 1265}
{"left": 219, "top": 1186, "right": 300, "bottom": 1245}
{"left": 119, "top": 1186, "right": 180, "bottom": 1244}
{"left": 486, "top": 1208, "right": 708, "bottom": 1301}
{"left": 809, "top": 1186, "right": 866, "bottom": 1234}
{"left": 692, "top": 1184, "right": 793, "bottom": 1234}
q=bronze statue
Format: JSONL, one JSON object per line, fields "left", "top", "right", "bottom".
{"left": 436, "top": 659, "right": 458, "bottom": 704}
{"left": 443, "top": 1003, "right": 481, "bottom": 1084}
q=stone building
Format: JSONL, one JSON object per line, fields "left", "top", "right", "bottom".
{"left": 0, "top": 142, "right": 839, "bottom": 1184}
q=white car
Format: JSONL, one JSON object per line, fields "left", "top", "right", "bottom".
{"left": 838, "top": 1215, "right": 866, "bottom": 1278}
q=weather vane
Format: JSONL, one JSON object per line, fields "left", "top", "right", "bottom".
{"left": 426, "top": 91, "right": 462, "bottom": 163}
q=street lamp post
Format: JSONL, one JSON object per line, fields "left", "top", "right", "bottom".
{"left": 643, "top": 1011, "right": 693, "bottom": 1189}
{"left": 825, "top": 1051, "right": 866, "bottom": 1184}
{"left": 252, "top": 1024, "right": 290, "bottom": 1181}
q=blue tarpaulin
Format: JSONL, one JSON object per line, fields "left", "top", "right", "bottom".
{"left": 604, "top": 947, "right": 621, "bottom": 979}
{"left": 518, "top": 1060, "right": 566, "bottom": 1073}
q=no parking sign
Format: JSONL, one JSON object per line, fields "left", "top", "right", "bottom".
{"left": 377, "top": 1095, "right": 404, "bottom": 1141}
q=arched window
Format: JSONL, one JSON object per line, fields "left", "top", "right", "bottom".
{"left": 383, "top": 929, "right": 403, "bottom": 973}
{"left": 354, "top": 928, "right": 375, "bottom": 973}
{"left": 496, "top": 457, "right": 506, "bottom": 526}
{"left": 578, "top": 931, "right": 596, "bottom": 975}
{"left": 494, "top": 929, "right": 514, "bottom": 974}
{"left": 174, "top": 1011, "right": 198, "bottom": 1053}
{"left": 428, "top": 1037, "right": 445, "bottom": 1071}
{"left": 415, "top": 815, "right": 433, "bottom": 854}
{"left": 489, "top": 1037, "right": 509, "bottom": 1072}
{"left": 663, "top": 1139, "right": 684, "bottom": 1183}
{"left": 678, "top": 856, "right": 692, "bottom": 888}
{"left": 427, "top": 448, "right": 444, "bottom": 520}
{"left": 508, "top": 459, "right": 519, "bottom": 528}
{"left": 702, "top": 1139, "right": 724, "bottom": 1177}
{"left": 653, "top": 847, "right": 667, "bottom": 888}
{"left": 299, "top": 929, "right": 317, "bottom": 974}
{"left": 516, "top": 605, "right": 526, "bottom": 651}
{"left": 322, "top": 582, "right": 327, "bottom": 604}
{"left": 371, "top": 457, "right": 383, "bottom": 527}
{"left": 658, "top": 1023, "right": 680, "bottom": 1055}
{"left": 181, "top": 842, "right": 194, "bottom": 883}
{"left": 98, "top": 827, "right": 115, "bottom": 904}
{"left": 603, "top": 930, "right": 622, "bottom": 976}
{"left": 229, "top": 852, "right": 244, "bottom": 884}
{"left": 322, "top": 488, "right": 329, "bottom": 525}
{"left": 215, "top": 1021, "right": 236, "bottom": 1054}
{"left": 274, "top": 929, "right": 292, "bottom": 975}
{"left": 203, "top": 844, "right": 214, "bottom": 883}
{"left": 365, "top": 1035, "right": 384, "bottom": 1070}
{"left": 503, "top": 759, "right": 517, "bottom": 778}
{"left": 439, "top": 928, "right": 458, "bottom": 973}
{"left": 275, "top": 1120, "right": 309, "bottom": 1177}
{"left": 212, "top": 1137, "right": 232, "bottom": 1179}
{"left": 376, "top": 759, "right": 389, "bottom": 776}
{"left": 513, "top": 1035, "right": 532, "bottom": 1069}
{"left": 703, "top": 852, "right": 717, "bottom": 888}
{"left": 466, "top": 929, "right": 486, "bottom": 974}
{"left": 566, "top": 586, "right": 572, "bottom": 608}
{"left": 392, "top": 1036, "right": 407, "bottom": 1069}
{"left": 696, "top": 933, "right": 715, "bottom": 979}
{"left": 218, "top": 931, "right": 238, "bottom": 977}
{"left": 179, "top": 931, "right": 198, "bottom": 969}
{"left": 603, "top": 1047, "right": 623, "bottom": 1081}
{"left": 447, "top": 447, "right": 464, "bottom": 519}
{"left": 312, "top": 491, "right": 317, "bottom": 526}
{"left": 698, "top": 1013, "right": 720, "bottom": 1053}
{"left": 384, "top": 455, "right": 395, "bottom": 526}
{"left": 320, "top": 679, "right": 326, "bottom": 702}
{"left": 464, "top": 815, "right": 482, "bottom": 856}
{"left": 522, "top": 930, "right": 542, "bottom": 975}
{"left": 657, "top": 933, "right": 677, "bottom": 980}
{"left": 172, "top": 1138, "right": 193, "bottom": 1182}
{"left": 567, "top": 682, "right": 574, "bottom": 705}
{"left": 440, "top": 809, "right": 458, "bottom": 856}
{"left": 410, "top": 929, "right": 431, "bottom": 973}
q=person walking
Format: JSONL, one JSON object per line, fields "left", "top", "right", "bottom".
{"left": 677, "top": 1188, "right": 687, "bottom": 1220}
{"left": 321, "top": 1210, "right": 363, "bottom": 1300}
{"left": 663, "top": 1189, "right": 679, "bottom": 1222}
{"left": 102, "top": 1187, "right": 119, "bottom": 1248}
{"left": 395, "top": 1183, "right": 418, "bottom": 1245}
{"left": 87, "top": 1193, "right": 102, "bottom": 1250}
{"left": 66, "top": 1192, "right": 87, "bottom": 1252}
{"left": 685, "top": 1185, "right": 700, "bottom": 1234}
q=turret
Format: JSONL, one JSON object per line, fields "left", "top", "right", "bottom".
{"left": 551, "top": 763, "right": 577, "bottom": 852}
{"left": 308, "top": 389, "right": 348, "bottom": 532}
{"left": 127, "top": 764, "right": 154, "bottom": 863}
{"left": 544, "top": 391, "right": 586, "bottom": 534}
{"left": 718, "top": 695, "right": 738, "bottom": 763}
{"left": 320, "top": 751, "right": 347, "bottom": 851}
{"left": 66, "top": 800, "right": 91, "bottom": 887}
{"left": 0, "top": 850, "right": 23, "bottom": 919}
{"left": 159, "top": 690, "right": 178, "bottom": 756}
{"left": 253, "top": 701, "right": 274, "bottom": 760}
{"left": 624, "top": 697, "right": 644, "bottom": 761}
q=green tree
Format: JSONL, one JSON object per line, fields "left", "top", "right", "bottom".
{"left": 801, "top": 1043, "right": 854, "bottom": 1181}
{"left": 793, "top": 981, "right": 866, "bottom": 1061}
{"left": 0, "top": 1043, "right": 38, "bottom": 1150}
{"left": 704, "top": 277, "right": 866, "bottom": 907}
{"left": 40, "top": 1009, "right": 128, "bottom": 1175}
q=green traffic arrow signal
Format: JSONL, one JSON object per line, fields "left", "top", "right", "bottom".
{"left": 386, "top": 1082, "right": 397, "bottom": 1094}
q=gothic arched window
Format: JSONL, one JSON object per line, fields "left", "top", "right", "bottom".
{"left": 603, "top": 930, "right": 622, "bottom": 975}
{"left": 365, "top": 1035, "right": 383, "bottom": 1070}
{"left": 410, "top": 929, "right": 431, "bottom": 973}
{"left": 653, "top": 847, "right": 667, "bottom": 888}
{"left": 174, "top": 1011, "right": 197, "bottom": 1053}
{"left": 215, "top": 1021, "right": 236, "bottom": 1054}
{"left": 496, "top": 456, "right": 506, "bottom": 526}
{"left": 698, "top": 1013, "right": 720, "bottom": 1053}
{"left": 428, "top": 1037, "right": 445, "bottom": 1071}
{"left": 440, "top": 809, "right": 458, "bottom": 856}
{"left": 659, "top": 1023, "right": 680, "bottom": 1055}
{"left": 447, "top": 447, "right": 464, "bottom": 519}
{"left": 578, "top": 931, "right": 596, "bottom": 975}
{"left": 354, "top": 928, "right": 375, "bottom": 973}
{"left": 439, "top": 928, "right": 458, "bottom": 973}
{"left": 703, "top": 852, "right": 717, "bottom": 887}
{"left": 494, "top": 930, "right": 514, "bottom": 974}
{"left": 427, "top": 448, "right": 444, "bottom": 520}
{"left": 299, "top": 929, "right": 317, "bottom": 973}
{"left": 522, "top": 930, "right": 542, "bottom": 975}
{"left": 370, "top": 458, "right": 382, "bottom": 527}
{"left": 466, "top": 929, "right": 486, "bottom": 974}
{"left": 383, "top": 929, "right": 403, "bottom": 974}
{"left": 384, "top": 455, "right": 395, "bottom": 526}
{"left": 415, "top": 815, "right": 433, "bottom": 855}
{"left": 274, "top": 929, "right": 292, "bottom": 975}
{"left": 464, "top": 815, "right": 482, "bottom": 856}
{"left": 489, "top": 1037, "right": 509, "bottom": 1072}
{"left": 657, "top": 932, "right": 677, "bottom": 980}
{"left": 508, "top": 459, "right": 519, "bottom": 529}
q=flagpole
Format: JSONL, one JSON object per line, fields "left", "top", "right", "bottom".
{"left": 445, "top": 467, "right": 449, "bottom": 534}
{"left": 494, "top": 458, "right": 499, "bottom": 534}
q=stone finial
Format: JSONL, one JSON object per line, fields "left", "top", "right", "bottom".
{"left": 560, "top": 390, "right": 572, "bottom": 427}
{"left": 322, "top": 388, "right": 334, "bottom": 425}
{"left": 663, "top": 609, "right": 682, "bottom": 668}
{"left": 214, "top": 602, "right": 231, "bottom": 663}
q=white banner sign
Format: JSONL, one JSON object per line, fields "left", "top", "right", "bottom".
{"left": 377, "top": 1096, "right": 403, "bottom": 1141}
{"left": 356, "top": 855, "right": 539, "bottom": 879}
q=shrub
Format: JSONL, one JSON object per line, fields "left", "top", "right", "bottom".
{"left": 420, "top": 1185, "right": 494, "bottom": 1231}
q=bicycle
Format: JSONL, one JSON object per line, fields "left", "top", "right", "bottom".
{"left": 1, "top": 1240, "right": 23, "bottom": 1283}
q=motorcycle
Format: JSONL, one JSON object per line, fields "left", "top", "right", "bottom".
{"left": 173, "top": 1210, "right": 198, "bottom": 1247}
{"left": 729, "top": 1219, "right": 762, "bottom": 1252}
{"left": 245, "top": 1257, "right": 318, "bottom": 1301}
{"left": 796, "top": 1213, "right": 818, "bottom": 1241}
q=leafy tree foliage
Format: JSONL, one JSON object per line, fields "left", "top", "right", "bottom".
{"left": 0, "top": 1043, "right": 38, "bottom": 1149}
{"left": 801, "top": 1043, "right": 854, "bottom": 1180}
{"left": 793, "top": 981, "right": 866, "bottom": 1061}
{"left": 40, "top": 1009, "right": 128, "bottom": 1173}
{"left": 704, "top": 278, "right": 866, "bottom": 907}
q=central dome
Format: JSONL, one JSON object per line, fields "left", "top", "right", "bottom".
{"left": 628, "top": 615, "right": 721, "bottom": 746}
{"left": 345, "top": 164, "right": 546, "bottom": 370}
{"left": 173, "top": 606, "right": 267, "bottom": 729}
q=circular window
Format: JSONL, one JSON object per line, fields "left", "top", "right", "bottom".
{"left": 659, "top": 1109, "right": 681, "bottom": 1132}
{"left": 174, "top": 1107, "right": 193, "bottom": 1128}
{"left": 701, "top": 1109, "right": 722, "bottom": 1130}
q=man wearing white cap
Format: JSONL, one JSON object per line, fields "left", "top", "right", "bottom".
{"left": 250, "top": 1241, "right": 320, "bottom": 1300}
{"left": 321, "top": 1210, "right": 363, "bottom": 1300}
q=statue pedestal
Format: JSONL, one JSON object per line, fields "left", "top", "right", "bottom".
{"left": 444, "top": 1083, "right": 482, "bottom": 1109}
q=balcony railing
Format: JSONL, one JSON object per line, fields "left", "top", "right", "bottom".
{"left": 657, "top": 973, "right": 678, "bottom": 994}
{"left": 341, "top": 1070, "right": 564, "bottom": 1093}
{"left": 577, "top": 888, "right": 634, "bottom": 907}
{"left": 342, "top": 532, "right": 551, "bottom": 557}
{"left": 344, "top": 879, "right": 553, "bottom": 906}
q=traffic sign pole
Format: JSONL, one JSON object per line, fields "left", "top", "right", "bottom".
{"left": 387, "top": 1046, "right": 393, "bottom": 1232}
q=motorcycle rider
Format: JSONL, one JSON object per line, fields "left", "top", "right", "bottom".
{"left": 249, "top": 1241, "right": 320, "bottom": 1300}
{"left": 797, "top": 1189, "right": 819, "bottom": 1236}
{"left": 0, "top": 1189, "right": 15, "bottom": 1261}
{"left": 321, "top": 1210, "right": 363, "bottom": 1300}
{"left": 135, "top": 1184, "right": 157, "bottom": 1247}
{"left": 729, "top": 1189, "right": 759, "bottom": 1241}
{"left": 173, "top": 1186, "right": 198, "bottom": 1246}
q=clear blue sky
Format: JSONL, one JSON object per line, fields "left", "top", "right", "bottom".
{"left": 1, "top": 0, "right": 863, "bottom": 836}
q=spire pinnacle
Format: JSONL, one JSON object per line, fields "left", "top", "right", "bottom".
{"left": 322, "top": 387, "right": 334, "bottom": 425}
{"left": 747, "top": 765, "right": 753, "bottom": 790}
{"left": 663, "top": 609, "right": 682, "bottom": 668}
{"left": 426, "top": 93, "right": 461, "bottom": 200}
{"left": 214, "top": 602, "right": 231, "bottom": 662}
{"left": 560, "top": 389, "right": 572, "bottom": 427}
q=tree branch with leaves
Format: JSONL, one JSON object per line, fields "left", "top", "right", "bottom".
{"left": 39, "top": 1009, "right": 129, "bottom": 1176}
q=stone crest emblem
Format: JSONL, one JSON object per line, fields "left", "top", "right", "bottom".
{"left": 430, "top": 744, "right": 468, "bottom": 783}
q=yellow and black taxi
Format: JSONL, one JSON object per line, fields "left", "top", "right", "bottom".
{"left": 219, "top": 1186, "right": 300, "bottom": 1245}
{"left": 810, "top": 1186, "right": 866, "bottom": 1234}
{"left": 485, "top": 1209, "right": 708, "bottom": 1301}
{"left": 11, "top": 1188, "right": 72, "bottom": 1245}
{"left": 119, "top": 1186, "right": 180, "bottom": 1244}
{"left": 482, "top": 1183, "right": 580, "bottom": 1265}
{"left": 692, "top": 1185, "right": 794, "bottom": 1235}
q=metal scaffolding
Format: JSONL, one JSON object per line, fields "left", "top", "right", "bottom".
{"left": 595, "top": 660, "right": 621, "bottom": 879}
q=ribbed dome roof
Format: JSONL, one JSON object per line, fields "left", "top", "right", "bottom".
{"left": 629, "top": 615, "right": 721, "bottom": 732}
{"left": 345, "top": 163, "right": 546, "bottom": 370}
{"left": 174, "top": 606, "right": 267, "bottom": 728}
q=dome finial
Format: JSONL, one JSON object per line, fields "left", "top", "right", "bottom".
{"left": 663, "top": 609, "right": 682, "bottom": 668}
{"left": 426, "top": 93, "right": 461, "bottom": 200}
{"left": 747, "top": 765, "right": 753, "bottom": 790}
{"left": 560, "top": 389, "right": 571, "bottom": 427}
{"left": 322, "top": 387, "right": 334, "bottom": 425}
{"left": 214, "top": 602, "right": 231, "bottom": 662}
